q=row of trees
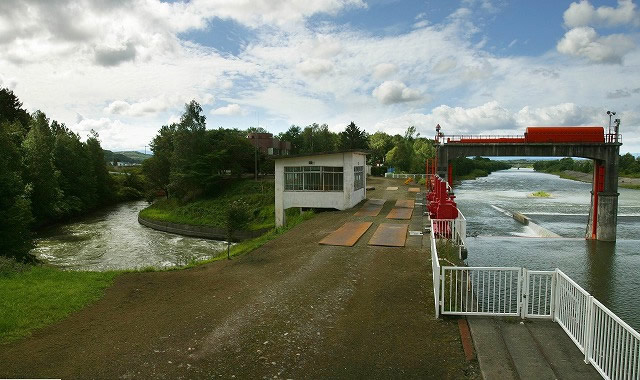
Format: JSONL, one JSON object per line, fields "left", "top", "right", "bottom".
{"left": 278, "top": 124, "right": 435, "bottom": 174}
{"left": 0, "top": 88, "right": 143, "bottom": 262}
{"left": 533, "top": 154, "right": 640, "bottom": 177}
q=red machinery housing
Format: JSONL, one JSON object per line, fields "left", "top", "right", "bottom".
{"left": 524, "top": 126, "right": 604, "bottom": 143}
{"left": 446, "top": 126, "right": 605, "bottom": 144}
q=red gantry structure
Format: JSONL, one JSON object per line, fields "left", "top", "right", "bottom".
{"left": 433, "top": 119, "right": 622, "bottom": 242}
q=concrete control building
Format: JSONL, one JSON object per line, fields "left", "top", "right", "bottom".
{"left": 274, "top": 151, "right": 368, "bottom": 227}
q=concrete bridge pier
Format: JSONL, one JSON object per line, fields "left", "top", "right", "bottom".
{"left": 586, "top": 149, "right": 620, "bottom": 242}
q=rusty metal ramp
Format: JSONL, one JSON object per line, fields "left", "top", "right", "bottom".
{"left": 386, "top": 208, "right": 413, "bottom": 220}
{"left": 354, "top": 199, "right": 385, "bottom": 216}
{"left": 408, "top": 187, "right": 421, "bottom": 193}
{"left": 395, "top": 199, "right": 415, "bottom": 209}
{"left": 319, "top": 222, "right": 373, "bottom": 246}
{"left": 368, "top": 223, "right": 408, "bottom": 247}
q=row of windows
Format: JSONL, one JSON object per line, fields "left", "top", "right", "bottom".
{"left": 284, "top": 166, "right": 344, "bottom": 191}
{"left": 354, "top": 166, "right": 364, "bottom": 191}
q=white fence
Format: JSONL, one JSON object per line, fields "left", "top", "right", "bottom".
{"left": 384, "top": 173, "right": 427, "bottom": 179}
{"left": 430, "top": 225, "right": 640, "bottom": 379}
{"left": 431, "top": 212, "right": 466, "bottom": 247}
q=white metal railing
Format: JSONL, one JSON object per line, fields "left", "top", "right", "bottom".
{"left": 555, "top": 270, "right": 592, "bottom": 352}
{"left": 430, "top": 220, "right": 440, "bottom": 319}
{"left": 431, "top": 217, "right": 466, "bottom": 247}
{"left": 588, "top": 298, "right": 640, "bottom": 379}
{"left": 524, "top": 270, "right": 555, "bottom": 319}
{"left": 441, "top": 266, "right": 521, "bottom": 316}
{"left": 429, "top": 203, "right": 640, "bottom": 379}
{"left": 384, "top": 173, "right": 427, "bottom": 179}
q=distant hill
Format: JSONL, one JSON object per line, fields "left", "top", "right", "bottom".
{"left": 103, "top": 150, "right": 152, "bottom": 164}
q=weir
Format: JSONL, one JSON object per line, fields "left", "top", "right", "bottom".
{"left": 434, "top": 125, "right": 622, "bottom": 241}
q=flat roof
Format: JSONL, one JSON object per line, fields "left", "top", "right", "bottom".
{"left": 274, "top": 149, "right": 369, "bottom": 160}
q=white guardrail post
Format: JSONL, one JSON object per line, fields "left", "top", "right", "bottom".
{"left": 520, "top": 268, "right": 528, "bottom": 319}
{"left": 584, "top": 295, "right": 595, "bottom": 364}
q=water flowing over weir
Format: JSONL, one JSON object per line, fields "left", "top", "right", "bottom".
{"left": 453, "top": 168, "right": 640, "bottom": 329}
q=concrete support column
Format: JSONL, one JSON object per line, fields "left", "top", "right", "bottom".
{"left": 596, "top": 193, "right": 618, "bottom": 241}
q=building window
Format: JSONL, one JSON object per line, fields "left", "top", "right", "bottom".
{"left": 284, "top": 166, "right": 343, "bottom": 191}
{"left": 354, "top": 166, "right": 364, "bottom": 191}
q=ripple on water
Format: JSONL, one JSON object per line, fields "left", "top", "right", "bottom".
{"left": 32, "top": 200, "right": 229, "bottom": 271}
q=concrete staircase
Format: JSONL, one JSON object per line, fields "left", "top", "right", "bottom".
{"left": 468, "top": 317, "right": 602, "bottom": 380}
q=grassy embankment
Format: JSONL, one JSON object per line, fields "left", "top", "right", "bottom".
{"left": 1, "top": 181, "right": 314, "bottom": 344}
{"left": 140, "top": 179, "right": 277, "bottom": 230}
{"left": 0, "top": 259, "right": 118, "bottom": 343}
{"left": 552, "top": 171, "right": 640, "bottom": 190}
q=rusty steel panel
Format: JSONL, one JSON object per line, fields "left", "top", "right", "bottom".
{"left": 368, "top": 223, "right": 408, "bottom": 247}
{"left": 354, "top": 199, "right": 385, "bottom": 216}
{"left": 408, "top": 187, "right": 420, "bottom": 193}
{"left": 319, "top": 222, "right": 373, "bottom": 247}
{"left": 395, "top": 199, "right": 415, "bottom": 209}
{"left": 386, "top": 208, "right": 413, "bottom": 220}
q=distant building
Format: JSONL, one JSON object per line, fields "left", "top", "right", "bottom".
{"left": 247, "top": 133, "right": 291, "bottom": 156}
{"left": 274, "top": 151, "right": 368, "bottom": 227}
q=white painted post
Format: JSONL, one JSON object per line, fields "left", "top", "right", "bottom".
{"left": 584, "top": 295, "right": 595, "bottom": 364}
{"left": 521, "top": 268, "right": 528, "bottom": 319}
{"left": 553, "top": 268, "right": 561, "bottom": 323}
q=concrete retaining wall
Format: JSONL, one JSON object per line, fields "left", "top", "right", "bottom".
{"left": 138, "top": 215, "right": 270, "bottom": 242}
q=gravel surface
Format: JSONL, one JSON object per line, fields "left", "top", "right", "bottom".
{"left": 0, "top": 177, "right": 477, "bottom": 379}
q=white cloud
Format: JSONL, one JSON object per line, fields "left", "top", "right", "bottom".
{"left": 372, "top": 81, "right": 423, "bottom": 104}
{"left": 432, "top": 58, "right": 457, "bottom": 74}
{"left": 297, "top": 59, "right": 333, "bottom": 78}
{"left": 373, "top": 63, "right": 397, "bottom": 79}
{"left": 514, "top": 103, "right": 602, "bottom": 126}
{"left": 563, "top": 0, "right": 640, "bottom": 28}
{"left": 557, "top": 26, "right": 635, "bottom": 64}
{"left": 0, "top": 73, "right": 17, "bottom": 89}
{"left": 211, "top": 103, "right": 245, "bottom": 116}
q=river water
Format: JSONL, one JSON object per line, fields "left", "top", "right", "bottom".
{"left": 32, "top": 201, "right": 228, "bottom": 271}
{"left": 455, "top": 168, "right": 640, "bottom": 329}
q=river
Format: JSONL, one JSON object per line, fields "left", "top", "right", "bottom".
{"left": 32, "top": 201, "right": 228, "bottom": 271}
{"left": 455, "top": 168, "right": 640, "bottom": 329}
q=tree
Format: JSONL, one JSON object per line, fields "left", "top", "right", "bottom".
{"left": 224, "top": 199, "right": 249, "bottom": 259}
{"left": 0, "top": 88, "right": 30, "bottom": 128}
{"left": 339, "top": 121, "right": 368, "bottom": 150}
{"left": 52, "top": 122, "right": 97, "bottom": 214}
{"left": 368, "top": 131, "right": 393, "bottom": 165}
{"left": 143, "top": 124, "right": 175, "bottom": 198}
{"left": 279, "top": 125, "right": 303, "bottom": 154}
{"left": 86, "top": 130, "right": 113, "bottom": 205}
{"left": 170, "top": 101, "right": 209, "bottom": 198}
{"left": 22, "top": 111, "right": 62, "bottom": 224}
{"left": 0, "top": 121, "right": 33, "bottom": 261}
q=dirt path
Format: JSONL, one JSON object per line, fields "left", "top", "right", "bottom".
{"left": 0, "top": 177, "right": 474, "bottom": 379}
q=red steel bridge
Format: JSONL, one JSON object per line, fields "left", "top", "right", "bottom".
{"left": 428, "top": 124, "right": 622, "bottom": 241}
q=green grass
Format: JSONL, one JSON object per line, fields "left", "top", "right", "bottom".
{"left": 180, "top": 209, "right": 315, "bottom": 267}
{"left": 140, "top": 179, "right": 275, "bottom": 230}
{"left": 0, "top": 207, "right": 315, "bottom": 344}
{"left": 531, "top": 191, "right": 551, "bottom": 198}
{"left": 0, "top": 262, "right": 117, "bottom": 344}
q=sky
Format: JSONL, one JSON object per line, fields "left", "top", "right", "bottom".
{"left": 1, "top": 0, "right": 639, "bottom": 153}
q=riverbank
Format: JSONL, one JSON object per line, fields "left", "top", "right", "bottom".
{"left": 551, "top": 170, "right": 640, "bottom": 190}
{"left": 139, "top": 179, "right": 276, "bottom": 231}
